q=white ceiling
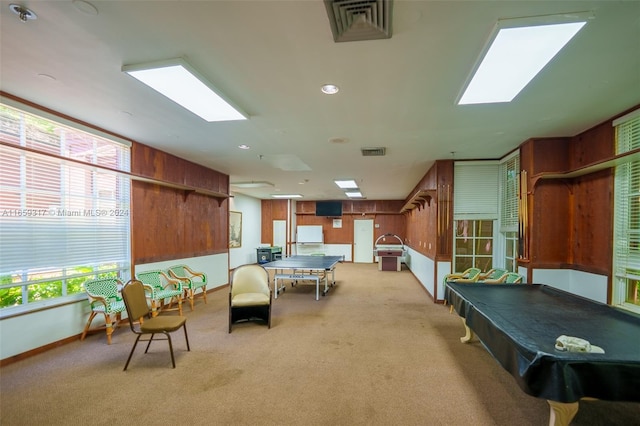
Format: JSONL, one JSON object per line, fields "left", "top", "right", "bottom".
{"left": 1, "top": 1, "right": 639, "bottom": 200}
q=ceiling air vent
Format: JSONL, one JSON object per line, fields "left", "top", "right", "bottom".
{"left": 324, "top": 0, "right": 393, "bottom": 43}
{"left": 361, "top": 147, "right": 386, "bottom": 156}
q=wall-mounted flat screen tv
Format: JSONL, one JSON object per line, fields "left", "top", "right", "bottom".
{"left": 315, "top": 201, "right": 342, "bottom": 217}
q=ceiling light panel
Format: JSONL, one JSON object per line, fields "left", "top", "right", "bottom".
{"left": 335, "top": 179, "right": 359, "bottom": 189}
{"left": 272, "top": 194, "right": 302, "bottom": 199}
{"left": 123, "top": 58, "right": 247, "bottom": 122}
{"left": 458, "top": 13, "right": 591, "bottom": 105}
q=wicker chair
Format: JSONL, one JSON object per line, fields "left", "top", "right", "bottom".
{"left": 136, "top": 270, "right": 183, "bottom": 317}
{"left": 478, "top": 268, "right": 508, "bottom": 282}
{"left": 81, "top": 277, "right": 126, "bottom": 345}
{"left": 167, "top": 264, "right": 207, "bottom": 311}
{"left": 446, "top": 267, "right": 482, "bottom": 284}
{"left": 484, "top": 272, "right": 524, "bottom": 284}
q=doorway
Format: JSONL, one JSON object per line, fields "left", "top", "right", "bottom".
{"left": 353, "top": 219, "right": 374, "bottom": 263}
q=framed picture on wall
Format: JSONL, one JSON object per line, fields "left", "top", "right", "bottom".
{"left": 229, "top": 211, "right": 242, "bottom": 248}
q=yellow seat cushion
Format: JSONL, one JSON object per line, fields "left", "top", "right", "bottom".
{"left": 232, "top": 293, "right": 270, "bottom": 307}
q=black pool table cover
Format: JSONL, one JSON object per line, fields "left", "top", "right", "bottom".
{"left": 444, "top": 283, "right": 640, "bottom": 404}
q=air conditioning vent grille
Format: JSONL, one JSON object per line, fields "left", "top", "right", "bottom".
{"left": 324, "top": 0, "right": 393, "bottom": 43}
{"left": 361, "top": 147, "right": 386, "bottom": 156}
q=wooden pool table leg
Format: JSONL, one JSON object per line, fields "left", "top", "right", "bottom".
{"left": 460, "top": 317, "right": 475, "bottom": 343}
{"left": 547, "top": 400, "right": 579, "bottom": 426}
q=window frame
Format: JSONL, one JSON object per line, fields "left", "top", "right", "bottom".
{"left": 0, "top": 101, "right": 132, "bottom": 317}
{"left": 612, "top": 108, "right": 640, "bottom": 314}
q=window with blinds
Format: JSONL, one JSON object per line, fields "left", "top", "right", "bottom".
{"left": 452, "top": 162, "right": 499, "bottom": 273}
{"left": 613, "top": 108, "right": 640, "bottom": 311}
{"left": 500, "top": 153, "right": 519, "bottom": 271}
{"left": 453, "top": 162, "right": 499, "bottom": 219}
{"left": 0, "top": 103, "right": 131, "bottom": 312}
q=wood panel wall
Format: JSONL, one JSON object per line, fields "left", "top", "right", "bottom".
{"left": 520, "top": 104, "right": 638, "bottom": 280}
{"left": 131, "top": 143, "right": 229, "bottom": 264}
{"left": 295, "top": 200, "right": 406, "bottom": 244}
{"left": 261, "top": 199, "right": 288, "bottom": 245}
{"left": 404, "top": 160, "right": 454, "bottom": 259}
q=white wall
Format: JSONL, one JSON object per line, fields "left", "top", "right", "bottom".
{"left": 228, "top": 193, "right": 262, "bottom": 269}
{"left": 136, "top": 253, "right": 229, "bottom": 290}
{"left": 532, "top": 268, "right": 608, "bottom": 303}
{"left": 0, "top": 252, "right": 231, "bottom": 361}
{"left": 404, "top": 247, "right": 435, "bottom": 297}
{"left": 0, "top": 299, "right": 88, "bottom": 360}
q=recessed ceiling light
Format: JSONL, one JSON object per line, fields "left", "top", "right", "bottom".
{"left": 328, "top": 137, "right": 349, "bottom": 144}
{"left": 72, "top": 0, "right": 98, "bottom": 16}
{"left": 122, "top": 58, "right": 248, "bottom": 122}
{"left": 272, "top": 194, "right": 302, "bottom": 199}
{"left": 334, "top": 179, "right": 358, "bottom": 189}
{"left": 458, "top": 13, "right": 591, "bottom": 105}
{"left": 9, "top": 4, "right": 37, "bottom": 22}
{"left": 321, "top": 84, "right": 340, "bottom": 95}
{"left": 238, "top": 144, "right": 250, "bottom": 149}
{"left": 37, "top": 73, "right": 56, "bottom": 81}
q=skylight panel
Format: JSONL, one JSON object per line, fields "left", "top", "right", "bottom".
{"left": 123, "top": 59, "right": 247, "bottom": 122}
{"left": 458, "top": 15, "right": 590, "bottom": 105}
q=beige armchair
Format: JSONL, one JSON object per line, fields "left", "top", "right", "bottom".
{"left": 229, "top": 264, "right": 272, "bottom": 333}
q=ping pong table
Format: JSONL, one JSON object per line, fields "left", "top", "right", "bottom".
{"left": 261, "top": 255, "right": 343, "bottom": 300}
{"left": 445, "top": 282, "right": 640, "bottom": 426}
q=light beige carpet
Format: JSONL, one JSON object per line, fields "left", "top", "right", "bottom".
{"left": 1, "top": 263, "right": 638, "bottom": 425}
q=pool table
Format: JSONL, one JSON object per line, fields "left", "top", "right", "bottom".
{"left": 445, "top": 282, "right": 640, "bottom": 426}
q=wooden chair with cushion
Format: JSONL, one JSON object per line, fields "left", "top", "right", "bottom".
{"left": 135, "top": 270, "right": 183, "bottom": 317}
{"left": 229, "top": 264, "right": 272, "bottom": 333}
{"left": 167, "top": 264, "right": 207, "bottom": 311}
{"left": 121, "top": 279, "right": 190, "bottom": 370}
{"left": 81, "top": 277, "right": 126, "bottom": 345}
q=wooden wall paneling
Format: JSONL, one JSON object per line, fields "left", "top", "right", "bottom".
{"left": 570, "top": 121, "right": 615, "bottom": 169}
{"left": 131, "top": 142, "right": 230, "bottom": 264}
{"left": 530, "top": 180, "right": 571, "bottom": 266}
{"left": 132, "top": 143, "right": 184, "bottom": 184}
{"left": 436, "top": 160, "right": 453, "bottom": 258}
{"left": 571, "top": 171, "right": 613, "bottom": 274}
{"left": 261, "top": 199, "right": 288, "bottom": 245}
{"left": 531, "top": 137, "right": 571, "bottom": 175}
{"left": 376, "top": 200, "right": 404, "bottom": 213}
{"left": 297, "top": 201, "right": 316, "bottom": 214}
{"left": 261, "top": 199, "right": 274, "bottom": 244}
{"left": 373, "top": 214, "right": 405, "bottom": 241}
{"left": 132, "top": 182, "right": 186, "bottom": 264}
{"left": 351, "top": 200, "right": 375, "bottom": 213}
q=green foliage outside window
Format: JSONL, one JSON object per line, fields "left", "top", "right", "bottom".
{"left": 0, "top": 266, "right": 119, "bottom": 309}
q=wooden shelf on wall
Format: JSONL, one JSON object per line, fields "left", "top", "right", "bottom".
{"left": 531, "top": 148, "right": 640, "bottom": 189}
{"left": 130, "top": 174, "right": 229, "bottom": 204}
{"left": 400, "top": 189, "right": 437, "bottom": 213}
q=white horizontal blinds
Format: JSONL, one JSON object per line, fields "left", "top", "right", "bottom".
{"left": 0, "top": 103, "right": 130, "bottom": 281}
{"left": 613, "top": 111, "right": 640, "bottom": 281}
{"left": 500, "top": 153, "right": 519, "bottom": 233}
{"left": 454, "top": 162, "right": 499, "bottom": 219}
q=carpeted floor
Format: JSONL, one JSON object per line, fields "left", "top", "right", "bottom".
{"left": 1, "top": 263, "right": 638, "bottom": 425}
